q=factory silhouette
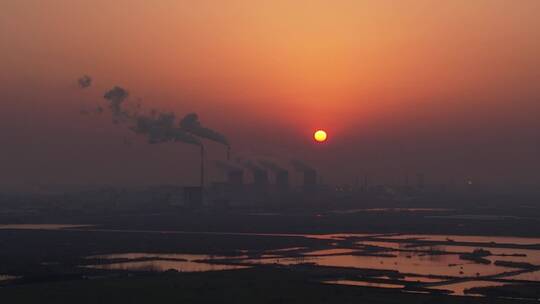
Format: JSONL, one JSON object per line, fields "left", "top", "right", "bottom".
{"left": 79, "top": 82, "right": 327, "bottom": 208}
{"left": 188, "top": 158, "right": 319, "bottom": 208}
{"left": 75, "top": 79, "right": 494, "bottom": 211}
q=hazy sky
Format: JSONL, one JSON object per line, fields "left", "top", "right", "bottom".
{"left": 1, "top": 0, "right": 540, "bottom": 191}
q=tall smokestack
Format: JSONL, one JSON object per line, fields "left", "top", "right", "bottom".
{"left": 405, "top": 174, "right": 410, "bottom": 187}
{"left": 102, "top": 88, "right": 205, "bottom": 195}
{"left": 180, "top": 113, "right": 230, "bottom": 161}
{"left": 364, "top": 175, "right": 369, "bottom": 192}
{"left": 86, "top": 85, "right": 216, "bottom": 208}
{"left": 200, "top": 146, "right": 205, "bottom": 190}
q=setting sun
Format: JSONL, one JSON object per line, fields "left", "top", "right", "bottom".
{"left": 314, "top": 130, "right": 328, "bottom": 143}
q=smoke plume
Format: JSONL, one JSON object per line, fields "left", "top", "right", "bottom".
{"left": 80, "top": 105, "right": 103, "bottom": 116}
{"left": 103, "top": 86, "right": 129, "bottom": 119}
{"left": 180, "top": 113, "right": 229, "bottom": 146}
{"left": 131, "top": 113, "right": 201, "bottom": 146}
{"left": 98, "top": 85, "right": 230, "bottom": 149}
{"left": 78, "top": 75, "right": 92, "bottom": 88}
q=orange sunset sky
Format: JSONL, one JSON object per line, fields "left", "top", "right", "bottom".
{"left": 1, "top": 0, "right": 540, "bottom": 190}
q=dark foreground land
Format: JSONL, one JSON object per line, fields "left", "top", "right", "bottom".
{"left": 3, "top": 194, "right": 540, "bottom": 303}
{"left": 0, "top": 268, "right": 531, "bottom": 304}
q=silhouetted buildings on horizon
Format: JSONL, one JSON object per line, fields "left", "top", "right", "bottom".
{"left": 5, "top": 168, "right": 540, "bottom": 213}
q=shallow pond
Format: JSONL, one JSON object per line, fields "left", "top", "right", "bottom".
{"left": 323, "top": 279, "right": 404, "bottom": 289}
{"left": 429, "top": 280, "right": 510, "bottom": 296}
{"left": 502, "top": 270, "right": 540, "bottom": 281}
{"left": 87, "top": 260, "right": 248, "bottom": 272}
{"left": 381, "top": 234, "right": 540, "bottom": 245}
{"left": 0, "top": 275, "right": 19, "bottom": 281}
{"left": 85, "top": 253, "right": 249, "bottom": 272}
{"left": 242, "top": 252, "right": 514, "bottom": 277}
{"left": 303, "top": 248, "right": 357, "bottom": 256}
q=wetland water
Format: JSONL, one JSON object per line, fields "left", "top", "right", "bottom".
{"left": 428, "top": 280, "right": 512, "bottom": 296}
{"left": 83, "top": 252, "right": 253, "bottom": 273}
{"left": 0, "top": 275, "right": 19, "bottom": 281}
{"left": 85, "top": 253, "right": 249, "bottom": 272}
{"left": 3, "top": 224, "right": 540, "bottom": 297}
{"left": 81, "top": 233, "right": 540, "bottom": 296}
